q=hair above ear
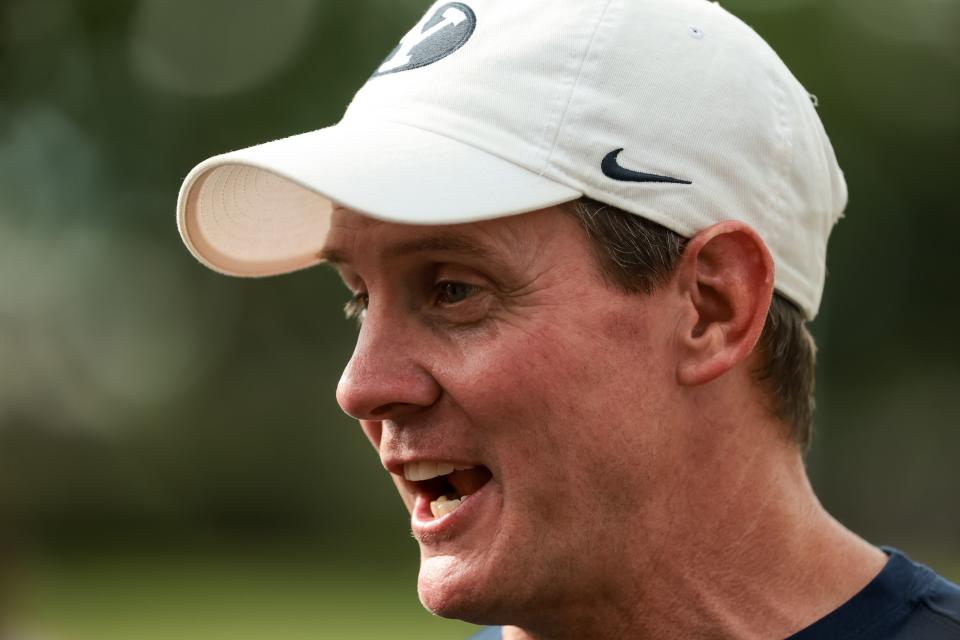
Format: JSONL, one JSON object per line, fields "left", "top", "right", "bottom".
{"left": 674, "top": 221, "right": 774, "bottom": 387}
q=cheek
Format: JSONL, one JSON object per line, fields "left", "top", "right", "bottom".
{"left": 444, "top": 310, "right": 669, "bottom": 496}
{"left": 454, "top": 322, "right": 588, "bottom": 427}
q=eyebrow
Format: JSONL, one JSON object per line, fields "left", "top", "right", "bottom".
{"left": 319, "top": 233, "right": 499, "bottom": 265}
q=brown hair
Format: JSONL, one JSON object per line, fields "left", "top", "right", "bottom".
{"left": 563, "top": 197, "right": 815, "bottom": 449}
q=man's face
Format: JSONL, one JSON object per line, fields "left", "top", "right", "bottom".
{"left": 326, "top": 206, "right": 684, "bottom": 625}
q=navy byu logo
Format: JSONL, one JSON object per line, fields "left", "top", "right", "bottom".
{"left": 374, "top": 2, "right": 476, "bottom": 76}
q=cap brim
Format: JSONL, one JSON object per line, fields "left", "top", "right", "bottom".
{"left": 177, "top": 120, "right": 581, "bottom": 277}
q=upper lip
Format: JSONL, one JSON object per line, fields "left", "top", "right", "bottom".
{"left": 381, "top": 455, "right": 481, "bottom": 478}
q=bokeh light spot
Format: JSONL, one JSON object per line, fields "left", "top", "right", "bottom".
{"left": 130, "top": 0, "right": 316, "bottom": 97}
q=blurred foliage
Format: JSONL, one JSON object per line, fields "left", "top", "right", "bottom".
{"left": 14, "top": 546, "right": 478, "bottom": 639}
{"left": 1, "top": 0, "right": 959, "bottom": 636}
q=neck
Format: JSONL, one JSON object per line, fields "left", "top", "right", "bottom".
{"left": 502, "top": 413, "right": 886, "bottom": 640}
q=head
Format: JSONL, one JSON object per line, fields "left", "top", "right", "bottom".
{"left": 323, "top": 197, "right": 810, "bottom": 628}
{"left": 176, "top": 0, "right": 846, "bottom": 632}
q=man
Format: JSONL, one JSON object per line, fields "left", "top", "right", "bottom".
{"left": 176, "top": 1, "right": 960, "bottom": 638}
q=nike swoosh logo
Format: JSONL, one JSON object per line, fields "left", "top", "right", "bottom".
{"left": 601, "top": 148, "right": 692, "bottom": 185}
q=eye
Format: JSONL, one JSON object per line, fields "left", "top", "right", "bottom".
{"left": 343, "top": 292, "right": 368, "bottom": 323}
{"left": 436, "top": 281, "right": 477, "bottom": 305}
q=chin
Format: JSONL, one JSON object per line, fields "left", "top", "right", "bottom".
{"left": 417, "top": 553, "right": 504, "bottom": 624}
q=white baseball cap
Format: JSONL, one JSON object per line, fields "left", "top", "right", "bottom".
{"left": 177, "top": 0, "right": 846, "bottom": 319}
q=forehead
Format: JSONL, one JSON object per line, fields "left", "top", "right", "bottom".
{"left": 320, "top": 206, "right": 577, "bottom": 268}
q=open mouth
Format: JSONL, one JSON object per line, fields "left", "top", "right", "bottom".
{"left": 404, "top": 462, "right": 493, "bottom": 519}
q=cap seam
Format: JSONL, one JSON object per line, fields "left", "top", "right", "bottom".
{"left": 539, "top": 0, "right": 617, "bottom": 177}
{"left": 772, "top": 65, "right": 791, "bottom": 247}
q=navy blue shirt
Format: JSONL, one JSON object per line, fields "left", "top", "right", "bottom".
{"left": 467, "top": 548, "right": 960, "bottom": 639}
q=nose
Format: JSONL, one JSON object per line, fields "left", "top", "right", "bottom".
{"left": 336, "top": 317, "right": 441, "bottom": 421}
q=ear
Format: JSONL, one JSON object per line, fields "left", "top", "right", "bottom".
{"left": 674, "top": 221, "right": 774, "bottom": 387}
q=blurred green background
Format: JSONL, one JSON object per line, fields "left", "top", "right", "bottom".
{"left": 1, "top": 0, "right": 958, "bottom": 638}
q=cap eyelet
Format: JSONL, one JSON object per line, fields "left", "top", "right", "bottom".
{"left": 689, "top": 25, "right": 705, "bottom": 40}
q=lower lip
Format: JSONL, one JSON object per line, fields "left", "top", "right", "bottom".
{"left": 411, "top": 479, "right": 496, "bottom": 542}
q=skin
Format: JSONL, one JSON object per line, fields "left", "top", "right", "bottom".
{"left": 325, "top": 205, "right": 886, "bottom": 640}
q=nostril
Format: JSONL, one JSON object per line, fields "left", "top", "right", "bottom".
{"left": 370, "top": 402, "right": 402, "bottom": 418}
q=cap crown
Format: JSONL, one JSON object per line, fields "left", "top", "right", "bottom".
{"left": 344, "top": 0, "right": 846, "bottom": 318}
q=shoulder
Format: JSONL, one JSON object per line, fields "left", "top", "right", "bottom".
{"left": 888, "top": 549, "right": 960, "bottom": 639}
{"left": 910, "top": 570, "right": 960, "bottom": 637}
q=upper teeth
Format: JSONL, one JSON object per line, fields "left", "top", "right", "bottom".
{"left": 403, "top": 461, "right": 474, "bottom": 481}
